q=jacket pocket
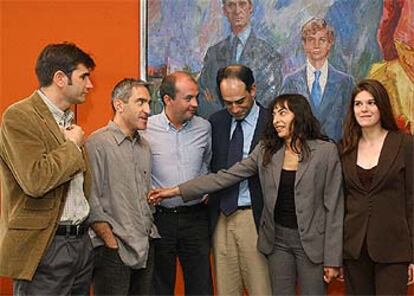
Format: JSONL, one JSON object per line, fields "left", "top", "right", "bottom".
{"left": 8, "top": 215, "right": 50, "bottom": 230}
{"left": 24, "top": 197, "right": 55, "bottom": 211}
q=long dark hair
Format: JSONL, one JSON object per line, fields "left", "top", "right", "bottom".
{"left": 262, "top": 94, "right": 329, "bottom": 166}
{"left": 341, "top": 79, "right": 398, "bottom": 155}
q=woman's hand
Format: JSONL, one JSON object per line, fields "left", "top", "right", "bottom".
{"left": 323, "top": 266, "right": 340, "bottom": 283}
{"left": 408, "top": 263, "right": 414, "bottom": 286}
{"left": 148, "top": 186, "right": 180, "bottom": 204}
{"left": 337, "top": 267, "right": 344, "bottom": 282}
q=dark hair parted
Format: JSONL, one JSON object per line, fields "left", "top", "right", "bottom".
{"left": 35, "top": 42, "right": 95, "bottom": 87}
{"left": 216, "top": 64, "right": 255, "bottom": 93}
{"left": 261, "top": 94, "right": 329, "bottom": 167}
{"left": 340, "top": 79, "right": 398, "bottom": 155}
{"left": 159, "top": 71, "right": 197, "bottom": 104}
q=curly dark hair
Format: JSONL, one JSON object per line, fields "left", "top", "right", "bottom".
{"left": 261, "top": 94, "right": 329, "bottom": 166}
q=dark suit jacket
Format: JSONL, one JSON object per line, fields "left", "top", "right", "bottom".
{"left": 208, "top": 105, "right": 268, "bottom": 235}
{"left": 341, "top": 132, "right": 414, "bottom": 263}
{"left": 0, "top": 92, "right": 90, "bottom": 280}
{"left": 280, "top": 64, "right": 354, "bottom": 141}
{"left": 179, "top": 140, "right": 344, "bottom": 266}
{"left": 198, "top": 31, "right": 283, "bottom": 118}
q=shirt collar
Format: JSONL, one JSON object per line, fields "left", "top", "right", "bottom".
{"left": 160, "top": 110, "right": 192, "bottom": 131}
{"left": 306, "top": 59, "right": 328, "bottom": 78}
{"left": 37, "top": 89, "right": 74, "bottom": 128}
{"left": 231, "top": 25, "right": 251, "bottom": 47}
{"left": 231, "top": 100, "right": 259, "bottom": 127}
{"left": 108, "top": 120, "right": 140, "bottom": 145}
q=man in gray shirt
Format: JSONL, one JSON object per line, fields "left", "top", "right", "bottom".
{"left": 86, "top": 78, "right": 159, "bottom": 295}
{"left": 144, "top": 71, "right": 213, "bottom": 295}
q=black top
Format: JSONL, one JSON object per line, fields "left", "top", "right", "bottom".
{"left": 356, "top": 165, "right": 377, "bottom": 190}
{"left": 274, "top": 169, "right": 297, "bottom": 229}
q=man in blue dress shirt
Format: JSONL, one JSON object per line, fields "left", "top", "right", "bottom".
{"left": 144, "top": 71, "right": 213, "bottom": 295}
{"left": 207, "top": 64, "right": 271, "bottom": 295}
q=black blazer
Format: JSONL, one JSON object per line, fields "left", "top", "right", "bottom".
{"left": 207, "top": 104, "right": 269, "bottom": 235}
{"left": 341, "top": 132, "right": 414, "bottom": 263}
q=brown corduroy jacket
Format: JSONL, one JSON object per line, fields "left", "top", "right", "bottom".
{"left": 0, "top": 92, "right": 91, "bottom": 280}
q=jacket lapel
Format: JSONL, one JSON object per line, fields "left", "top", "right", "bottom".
{"left": 270, "top": 147, "right": 285, "bottom": 210}
{"left": 239, "top": 32, "right": 256, "bottom": 63}
{"left": 217, "top": 36, "right": 233, "bottom": 63}
{"left": 295, "top": 141, "right": 315, "bottom": 186}
{"left": 318, "top": 65, "right": 339, "bottom": 117}
{"left": 342, "top": 148, "right": 365, "bottom": 192}
{"left": 31, "top": 92, "right": 66, "bottom": 145}
{"left": 370, "top": 132, "right": 402, "bottom": 189}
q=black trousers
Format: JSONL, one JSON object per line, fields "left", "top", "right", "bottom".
{"left": 92, "top": 243, "right": 154, "bottom": 296}
{"left": 153, "top": 205, "right": 213, "bottom": 295}
{"left": 344, "top": 243, "right": 409, "bottom": 296}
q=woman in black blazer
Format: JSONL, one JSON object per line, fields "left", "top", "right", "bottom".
{"left": 339, "top": 79, "right": 414, "bottom": 295}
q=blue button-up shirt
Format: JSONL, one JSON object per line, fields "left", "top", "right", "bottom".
{"left": 229, "top": 101, "right": 259, "bottom": 206}
{"left": 144, "top": 112, "right": 212, "bottom": 208}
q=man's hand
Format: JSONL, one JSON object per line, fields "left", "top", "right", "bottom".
{"left": 64, "top": 124, "right": 84, "bottom": 147}
{"left": 323, "top": 266, "right": 340, "bottom": 283}
{"left": 148, "top": 187, "right": 180, "bottom": 204}
{"left": 91, "top": 222, "right": 118, "bottom": 249}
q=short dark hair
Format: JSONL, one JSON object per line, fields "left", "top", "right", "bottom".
{"left": 35, "top": 42, "right": 95, "bottom": 87}
{"left": 216, "top": 64, "right": 255, "bottom": 95}
{"left": 341, "top": 79, "right": 398, "bottom": 155}
{"left": 111, "top": 78, "right": 150, "bottom": 112}
{"left": 159, "top": 71, "right": 196, "bottom": 104}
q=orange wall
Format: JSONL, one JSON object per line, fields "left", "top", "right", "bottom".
{"left": 1, "top": 0, "right": 140, "bottom": 135}
{"left": 0, "top": 0, "right": 141, "bottom": 294}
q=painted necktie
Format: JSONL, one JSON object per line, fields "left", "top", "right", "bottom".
{"left": 230, "top": 36, "right": 240, "bottom": 63}
{"left": 310, "top": 70, "right": 322, "bottom": 108}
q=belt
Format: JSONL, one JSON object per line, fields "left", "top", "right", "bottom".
{"left": 55, "top": 223, "right": 88, "bottom": 237}
{"left": 156, "top": 203, "right": 206, "bottom": 214}
{"left": 237, "top": 205, "right": 252, "bottom": 210}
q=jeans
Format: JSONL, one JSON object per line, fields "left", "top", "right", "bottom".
{"left": 153, "top": 205, "right": 213, "bottom": 295}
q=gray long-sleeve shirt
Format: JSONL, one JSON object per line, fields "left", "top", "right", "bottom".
{"left": 86, "top": 121, "right": 159, "bottom": 269}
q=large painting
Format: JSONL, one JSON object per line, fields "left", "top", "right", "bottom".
{"left": 144, "top": 0, "right": 413, "bottom": 135}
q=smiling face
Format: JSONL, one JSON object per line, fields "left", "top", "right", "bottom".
{"left": 353, "top": 90, "right": 381, "bottom": 129}
{"left": 164, "top": 75, "right": 199, "bottom": 127}
{"left": 273, "top": 102, "right": 295, "bottom": 141}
